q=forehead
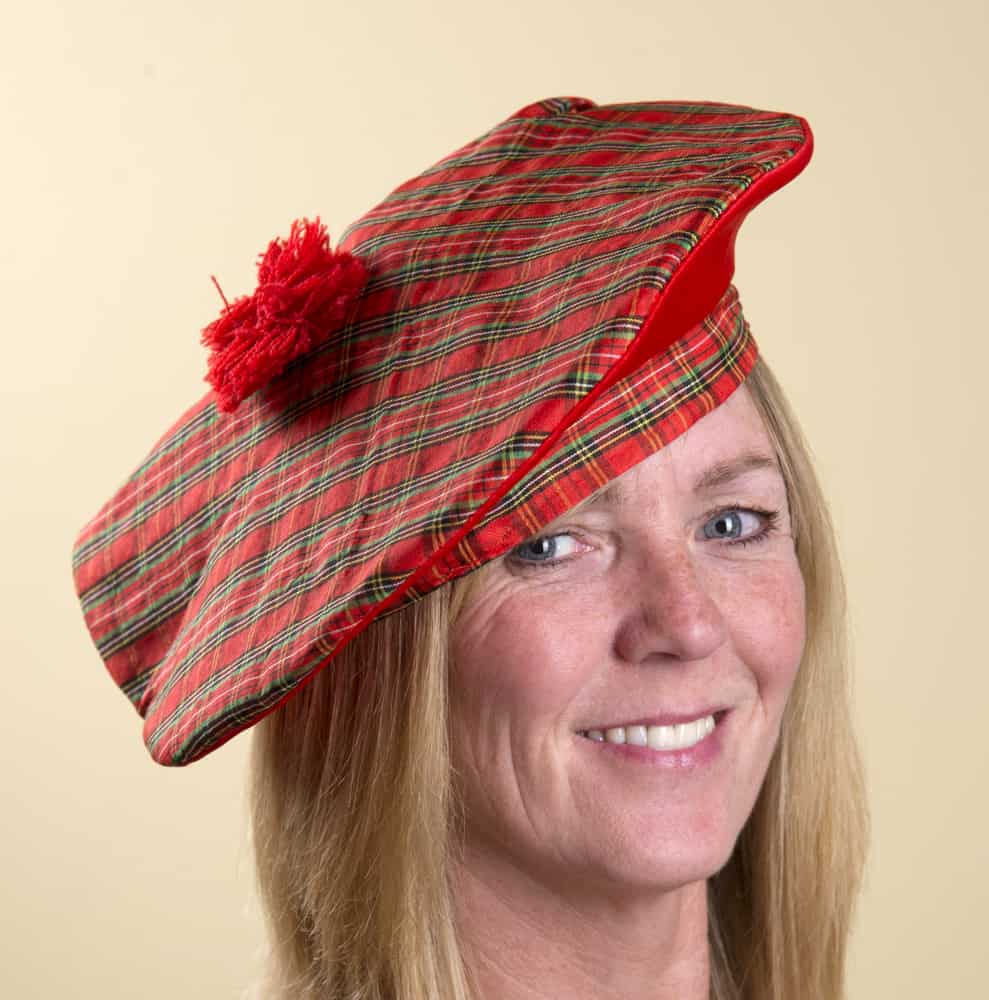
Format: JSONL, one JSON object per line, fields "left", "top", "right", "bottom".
{"left": 575, "top": 384, "right": 782, "bottom": 511}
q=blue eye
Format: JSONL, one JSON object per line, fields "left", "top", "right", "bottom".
{"left": 702, "top": 508, "right": 778, "bottom": 547}
{"left": 509, "top": 534, "right": 581, "bottom": 564}
{"left": 704, "top": 510, "right": 746, "bottom": 540}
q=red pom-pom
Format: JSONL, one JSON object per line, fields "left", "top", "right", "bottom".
{"left": 201, "top": 218, "right": 368, "bottom": 413}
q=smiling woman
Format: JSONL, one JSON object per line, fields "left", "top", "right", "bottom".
{"left": 72, "top": 97, "right": 870, "bottom": 999}
{"left": 451, "top": 386, "right": 805, "bottom": 881}
{"left": 249, "top": 357, "right": 867, "bottom": 999}
{"left": 448, "top": 383, "right": 808, "bottom": 994}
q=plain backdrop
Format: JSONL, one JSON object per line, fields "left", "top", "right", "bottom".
{"left": 4, "top": 0, "right": 986, "bottom": 996}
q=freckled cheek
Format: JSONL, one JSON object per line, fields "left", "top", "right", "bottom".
{"left": 726, "top": 563, "right": 807, "bottom": 694}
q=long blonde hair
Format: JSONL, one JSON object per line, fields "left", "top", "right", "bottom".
{"left": 248, "top": 354, "right": 871, "bottom": 999}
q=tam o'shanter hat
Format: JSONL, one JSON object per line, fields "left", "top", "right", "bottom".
{"left": 72, "top": 96, "right": 812, "bottom": 766}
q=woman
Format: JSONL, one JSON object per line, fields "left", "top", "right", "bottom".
{"left": 73, "top": 97, "right": 870, "bottom": 998}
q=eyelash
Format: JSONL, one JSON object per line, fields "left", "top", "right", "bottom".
{"left": 509, "top": 505, "right": 782, "bottom": 567}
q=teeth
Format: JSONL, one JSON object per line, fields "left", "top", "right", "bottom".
{"left": 587, "top": 715, "right": 715, "bottom": 751}
{"left": 626, "top": 725, "right": 648, "bottom": 746}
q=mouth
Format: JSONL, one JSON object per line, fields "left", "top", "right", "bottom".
{"left": 578, "top": 709, "right": 729, "bottom": 752}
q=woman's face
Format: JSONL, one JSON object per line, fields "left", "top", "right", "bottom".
{"left": 449, "top": 384, "right": 806, "bottom": 898}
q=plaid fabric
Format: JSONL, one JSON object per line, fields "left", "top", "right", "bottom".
{"left": 71, "top": 96, "right": 811, "bottom": 765}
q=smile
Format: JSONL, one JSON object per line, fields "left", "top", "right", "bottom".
{"left": 579, "top": 714, "right": 717, "bottom": 751}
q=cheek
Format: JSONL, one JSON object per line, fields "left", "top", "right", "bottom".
{"left": 728, "top": 559, "right": 806, "bottom": 702}
{"left": 447, "top": 592, "right": 608, "bottom": 845}
{"left": 450, "top": 589, "right": 605, "bottom": 731}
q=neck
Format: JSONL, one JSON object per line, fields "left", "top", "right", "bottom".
{"left": 451, "top": 841, "right": 711, "bottom": 1000}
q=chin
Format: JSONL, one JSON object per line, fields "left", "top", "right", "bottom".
{"left": 593, "top": 826, "right": 739, "bottom": 894}
{"left": 622, "top": 854, "right": 730, "bottom": 895}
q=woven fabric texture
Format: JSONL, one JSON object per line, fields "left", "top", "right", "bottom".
{"left": 72, "top": 96, "right": 811, "bottom": 765}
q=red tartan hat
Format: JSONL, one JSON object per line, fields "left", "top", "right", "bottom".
{"left": 71, "top": 96, "right": 812, "bottom": 765}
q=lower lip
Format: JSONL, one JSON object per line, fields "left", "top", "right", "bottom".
{"left": 577, "top": 711, "right": 729, "bottom": 769}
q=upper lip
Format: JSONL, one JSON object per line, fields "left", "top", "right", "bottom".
{"left": 578, "top": 707, "right": 729, "bottom": 730}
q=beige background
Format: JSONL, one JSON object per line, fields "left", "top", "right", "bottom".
{"left": 3, "top": 0, "right": 986, "bottom": 995}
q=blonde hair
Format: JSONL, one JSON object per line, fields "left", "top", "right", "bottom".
{"left": 706, "top": 357, "right": 871, "bottom": 998}
{"left": 248, "top": 354, "right": 870, "bottom": 999}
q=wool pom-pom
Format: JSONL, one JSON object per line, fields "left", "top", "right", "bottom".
{"left": 201, "top": 218, "right": 368, "bottom": 413}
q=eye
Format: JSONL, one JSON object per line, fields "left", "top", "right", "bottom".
{"left": 508, "top": 533, "right": 583, "bottom": 565}
{"left": 701, "top": 507, "right": 779, "bottom": 547}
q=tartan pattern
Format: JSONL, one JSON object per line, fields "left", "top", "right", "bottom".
{"left": 71, "top": 96, "right": 811, "bottom": 765}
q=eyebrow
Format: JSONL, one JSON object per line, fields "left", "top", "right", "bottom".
{"left": 579, "top": 450, "right": 781, "bottom": 510}
{"left": 692, "top": 451, "right": 782, "bottom": 494}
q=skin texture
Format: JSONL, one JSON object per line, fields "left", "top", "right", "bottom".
{"left": 448, "top": 384, "right": 807, "bottom": 1000}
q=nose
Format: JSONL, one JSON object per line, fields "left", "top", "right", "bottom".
{"left": 613, "top": 541, "right": 728, "bottom": 664}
